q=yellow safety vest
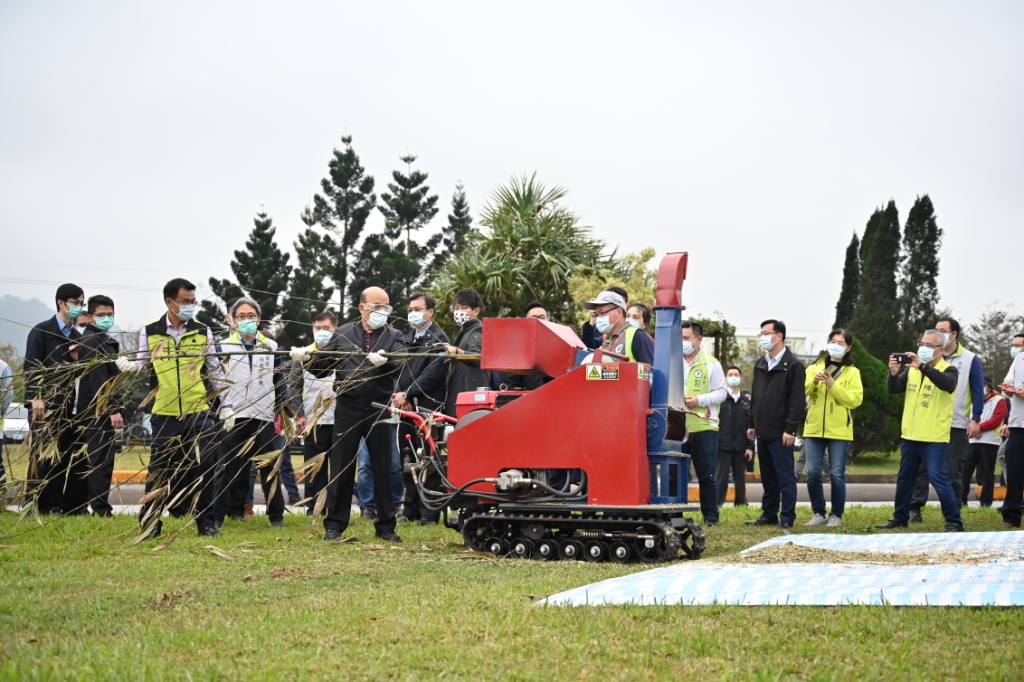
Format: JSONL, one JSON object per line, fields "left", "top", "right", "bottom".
{"left": 685, "top": 348, "right": 719, "bottom": 434}
{"left": 146, "top": 318, "right": 211, "bottom": 417}
{"left": 604, "top": 326, "right": 639, "bottom": 362}
{"left": 901, "top": 359, "right": 955, "bottom": 443}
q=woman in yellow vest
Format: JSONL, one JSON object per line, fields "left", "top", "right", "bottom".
{"left": 803, "top": 329, "right": 863, "bottom": 528}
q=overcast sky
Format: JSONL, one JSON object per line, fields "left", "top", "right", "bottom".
{"left": 1, "top": 1, "right": 1021, "bottom": 350}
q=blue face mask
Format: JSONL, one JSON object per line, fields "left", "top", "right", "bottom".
{"left": 595, "top": 315, "right": 614, "bottom": 335}
{"left": 408, "top": 312, "right": 426, "bottom": 328}
{"left": 682, "top": 340, "right": 696, "bottom": 356}
{"left": 367, "top": 311, "right": 388, "bottom": 330}
{"left": 626, "top": 318, "right": 641, "bottom": 329}
{"left": 727, "top": 376, "right": 742, "bottom": 387}
{"left": 237, "top": 320, "right": 258, "bottom": 337}
{"left": 314, "top": 330, "right": 333, "bottom": 347}
{"left": 759, "top": 334, "right": 775, "bottom": 351}
{"left": 176, "top": 304, "right": 198, "bottom": 321}
{"left": 827, "top": 343, "right": 846, "bottom": 360}
{"left": 917, "top": 346, "right": 935, "bottom": 363}
{"left": 66, "top": 304, "right": 83, "bottom": 320}
{"left": 94, "top": 316, "right": 115, "bottom": 332}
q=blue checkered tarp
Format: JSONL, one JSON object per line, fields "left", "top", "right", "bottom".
{"left": 541, "top": 532, "right": 1024, "bottom": 607}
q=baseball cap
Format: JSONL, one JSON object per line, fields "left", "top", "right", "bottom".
{"left": 583, "top": 290, "right": 627, "bottom": 312}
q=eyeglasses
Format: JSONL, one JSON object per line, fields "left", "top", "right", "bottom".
{"left": 365, "top": 303, "right": 393, "bottom": 314}
{"left": 174, "top": 299, "right": 197, "bottom": 306}
{"left": 592, "top": 307, "right": 617, "bottom": 316}
{"left": 919, "top": 341, "right": 943, "bottom": 349}
{"left": 235, "top": 314, "right": 259, "bottom": 321}
{"left": 527, "top": 314, "right": 548, "bottom": 321}
{"left": 94, "top": 313, "right": 114, "bottom": 320}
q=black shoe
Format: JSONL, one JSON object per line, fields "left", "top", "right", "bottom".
{"left": 942, "top": 522, "right": 965, "bottom": 533}
{"left": 909, "top": 510, "right": 923, "bottom": 524}
{"left": 375, "top": 532, "right": 402, "bottom": 543}
{"left": 92, "top": 509, "right": 113, "bottom": 518}
{"left": 704, "top": 521, "right": 718, "bottom": 528}
{"left": 417, "top": 518, "right": 436, "bottom": 526}
{"left": 214, "top": 518, "right": 224, "bottom": 529}
{"left": 140, "top": 524, "right": 162, "bottom": 540}
{"left": 324, "top": 529, "right": 342, "bottom": 541}
{"left": 745, "top": 515, "right": 778, "bottom": 526}
{"left": 270, "top": 519, "right": 285, "bottom": 528}
{"left": 361, "top": 508, "right": 377, "bottom": 521}
{"left": 228, "top": 514, "right": 246, "bottom": 523}
{"left": 198, "top": 526, "right": 220, "bottom": 537}
{"left": 775, "top": 522, "right": 793, "bottom": 529}
{"left": 875, "top": 518, "right": 909, "bottom": 529}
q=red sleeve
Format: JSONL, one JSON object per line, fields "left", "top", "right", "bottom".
{"left": 979, "top": 399, "right": 1007, "bottom": 432}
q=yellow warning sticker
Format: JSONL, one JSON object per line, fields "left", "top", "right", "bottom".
{"left": 586, "top": 364, "right": 619, "bottom": 380}
{"left": 638, "top": 364, "right": 652, "bottom": 382}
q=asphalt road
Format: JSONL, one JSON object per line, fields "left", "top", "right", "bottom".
{"left": 102, "top": 482, "right": 933, "bottom": 506}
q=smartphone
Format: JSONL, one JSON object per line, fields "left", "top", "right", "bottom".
{"left": 892, "top": 353, "right": 911, "bottom": 365}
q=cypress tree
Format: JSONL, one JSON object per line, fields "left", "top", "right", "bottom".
{"left": 833, "top": 232, "right": 860, "bottom": 329}
{"left": 898, "top": 194, "right": 942, "bottom": 342}
{"left": 427, "top": 182, "right": 475, "bottom": 276}
{"left": 850, "top": 200, "right": 902, "bottom": 359}
{"left": 231, "top": 211, "right": 292, "bottom": 322}
{"left": 301, "top": 135, "right": 376, "bottom": 311}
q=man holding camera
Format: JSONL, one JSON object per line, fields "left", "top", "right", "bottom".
{"left": 877, "top": 330, "right": 963, "bottom": 532}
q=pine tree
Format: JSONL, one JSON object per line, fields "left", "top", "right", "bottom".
{"left": 833, "top": 233, "right": 860, "bottom": 329}
{"left": 348, "top": 233, "right": 422, "bottom": 317}
{"left": 369, "top": 154, "right": 439, "bottom": 298}
{"left": 301, "top": 135, "right": 376, "bottom": 311}
{"left": 277, "top": 227, "right": 336, "bottom": 348}
{"left": 230, "top": 212, "right": 292, "bottom": 322}
{"left": 199, "top": 278, "right": 244, "bottom": 331}
{"left": 849, "top": 200, "right": 902, "bottom": 359}
{"left": 898, "top": 194, "right": 943, "bottom": 342}
{"left": 428, "top": 182, "right": 474, "bottom": 274}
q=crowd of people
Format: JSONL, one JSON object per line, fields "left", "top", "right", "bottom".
{"left": 6, "top": 279, "right": 1024, "bottom": 543}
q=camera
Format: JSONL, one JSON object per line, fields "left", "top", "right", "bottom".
{"left": 892, "top": 353, "right": 912, "bottom": 365}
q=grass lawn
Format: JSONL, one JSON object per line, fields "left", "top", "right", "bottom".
{"left": 0, "top": 505, "right": 1020, "bottom": 680}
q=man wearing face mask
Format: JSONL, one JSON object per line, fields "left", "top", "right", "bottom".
{"left": 877, "top": 330, "right": 963, "bottom": 532}
{"left": 391, "top": 294, "right": 450, "bottom": 523}
{"left": 214, "top": 297, "right": 299, "bottom": 529}
{"left": 581, "top": 287, "right": 629, "bottom": 350}
{"left": 680, "top": 321, "right": 727, "bottom": 526}
{"left": 403, "top": 288, "right": 490, "bottom": 419}
{"left": 24, "top": 282, "right": 86, "bottom": 514}
{"left": 290, "top": 286, "right": 407, "bottom": 542}
{"left": 582, "top": 290, "right": 654, "bottom": 364}
{"left": 999, "top": 333, "right": 1024, "bottom": 529}
{"left": 746, "top": 319, "right": 806, "bottom": 528}
{"left": 301, "top": 312, "right": 339, "bottom": 515}
{"left": 117, "top": 278, "right": 232, "bottom": 538}
{"left": 74, "top": 295, "right": 126, "bottom": 516}
{"left": 908, "top": 317, "right": 985, "bottom": 521}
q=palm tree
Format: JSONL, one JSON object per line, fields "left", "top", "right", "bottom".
{"left": 431, "top": 173, "right": 613, "bottom": 325}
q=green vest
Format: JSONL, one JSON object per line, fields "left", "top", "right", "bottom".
{"left": 901, "top": 359, "right": 955, "bottom": 443}
{"left": 685, "top": 348, "right": 719, "bottom": 433}
{"left": 604, "top": 326, "right": 639, "bottom": 362}
{"left": 146, "top": 318, "right": 211, "bottom": 417}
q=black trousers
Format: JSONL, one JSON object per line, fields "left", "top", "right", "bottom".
{"left": 962, "top": 442, "right": 998, "bottom": 507}
{"left": 399, "top": 420, "right": 442, "bottom": 523}
{"left": 302, "top": 424, "right": 335, "bottom": 514}
{"left": 1000, "top": 428, "right": 1024, "bottom": 527}
{"left": 218, "top": 418, "right": 284, "bottom": 522}
{"left": 716, "top": 448, "right": 748, "bottom": 506}
{"left": 30, "top": 412, "right": 88, "bottom": 513}
{"left": 913, "top": 427, "right": 967, "bottom": 509}
{"left": 85, "top": 415, "right": 117, "bottom": 515}
{"left": 143, "top": 412, "right": 219, "bottom": 533}
{"left": 324, "top": 407, "right": 395, "bottom": 536}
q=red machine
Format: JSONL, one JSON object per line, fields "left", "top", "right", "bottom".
{"left": 396, "top": 253, "right": 704, "bottom": 563}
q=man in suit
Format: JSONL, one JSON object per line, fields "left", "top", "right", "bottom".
{"left": 24, "top": 283, "right": 86, "bottom": 514}
{"left": 292, "top": 286, "right": 408, "bottom": 542}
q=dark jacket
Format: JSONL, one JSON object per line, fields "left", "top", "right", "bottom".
{"left": 719, "top": 390, "right": 755, "bottom": 452}
{"left": 407, "top": 318, "right": 489, "bottom": 418}
{"left": 886, "top": 362, "right": 958, "bottom": 394}
{"left": 307, "top": 320, "right": 407, "bottom": 411}
{"left": 76, "top": 326, "right": 124, "bottom": 420}
{"left": 24, "top": 315, "right": 81, "bottom": 411}
{"left": 749, "top": 347, "right": 806, "bottom": 440}
{"left": 395, "top": 322, "right": 450, "bottom": 412}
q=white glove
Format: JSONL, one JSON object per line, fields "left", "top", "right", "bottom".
{"left": 289, "top": 346, "right": 311, "bottom": 362}
{"left": 221, "top": 408, "right": 236, "bottom": 432}
{"left": 366, "top": 351, "right": 387, "bottom": 367}
{"left": 115, "top": 356, "right": 138, "bottom": 373}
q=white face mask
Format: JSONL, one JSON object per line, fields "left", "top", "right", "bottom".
{"left": 453, "top": 310, "right": 471, "bottom": 327}
{"left": 917, "top": 346, "right": 936, "bottom": 363}
{"left": 826, "top": 343, "right": 846, "bottom": 360}
{"left": 313, "top": 330, "right": 333, "bottom": 346}
{"left": 595, "top": 315, "right": 614, "bottom": 335}
{"left": 367, "top": 310, "right": 388, "bottom": 330}
{"left": 682, "top": 340, "right": 697, "bottom": 356}
{"left": 759, "top": 334, "right": 775, "bottom": 352}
